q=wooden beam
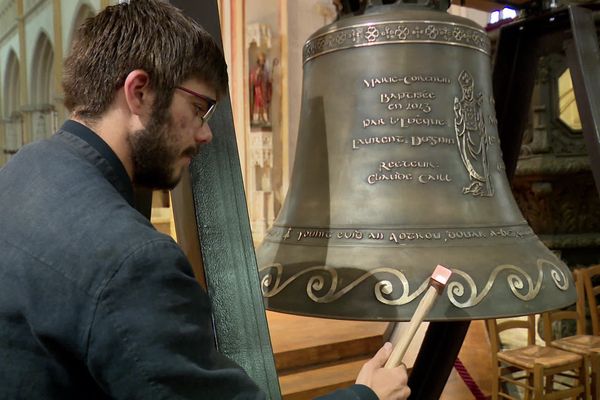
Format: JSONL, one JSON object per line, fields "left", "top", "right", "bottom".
{"left": 169, "top": 1, "right": 281, "bottom": 398}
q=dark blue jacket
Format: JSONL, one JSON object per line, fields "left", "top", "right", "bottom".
{"left": 0, "top": 121, "right": 376, "bottom": 400}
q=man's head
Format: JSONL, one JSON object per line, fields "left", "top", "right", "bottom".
{"left": 63, "top": 0, "right": 228, "bottom": 120}
{"left": 63, "top": 0, "right": 228, "bottom": 189}
{"left": 126, "top": 77, "right": 217, "bottom": 189}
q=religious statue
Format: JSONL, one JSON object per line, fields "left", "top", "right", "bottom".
{"left": 454, "top": 70, "right": 494, "bottom": 197}
{"left": 250, "top": 52, "right": 272, "bottom": 127}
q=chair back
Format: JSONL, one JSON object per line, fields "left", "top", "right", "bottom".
{"left": 486, "top": 315, "right": 536, "bottom": 362}
{"left": 541, "top": 269, "right": 586, "bottom": 342}
{"left": 580, "top": 264, "right": 600, "bottom": 335}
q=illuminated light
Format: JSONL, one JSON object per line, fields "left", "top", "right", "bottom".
{"left": 488, "top": 8, "right": 516, "bottom": 25}
{"left": 489, "top": 10, "right": 500, "bottom": 24}
{"left": 501, "top": 8, "right": 517, "bottom": 20}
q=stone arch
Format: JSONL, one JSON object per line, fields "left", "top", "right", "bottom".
{"left": 67, "top": 3, "right": 96, "bottom": 53}
{"left": 3, "top": 50, "right": 19, "bottom": 118}
{"left": 31, "top": 32, "right": 54, "bottom": 106}
{"left": 30, "top": 32, "right": 54, "bottom": 142}
{"left": 3, "top": 50, "right": 22, "bottom": 159}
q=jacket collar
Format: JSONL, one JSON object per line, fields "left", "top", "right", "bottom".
{"left": 58, "top": 119, "right": 135, "bottom": 207}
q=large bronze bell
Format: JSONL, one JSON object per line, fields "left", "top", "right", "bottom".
{"left": 256, "top": 0, "right": 576, "bottom": 321}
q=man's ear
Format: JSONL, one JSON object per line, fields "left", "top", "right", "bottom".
{"left": 123, "top": 70, "right": 152, "bottom": 116}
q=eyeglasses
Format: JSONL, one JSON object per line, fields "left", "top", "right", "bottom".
{"left": 176, "top": 86, "right": 217, "bottom": 127}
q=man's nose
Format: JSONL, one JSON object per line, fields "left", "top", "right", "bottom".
{"left": 195, "top": 123, "right": 213, "bottom": 144}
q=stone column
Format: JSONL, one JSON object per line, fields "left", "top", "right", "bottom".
{"left": 16, "top": 0, "right": 30, "bottom": 144}
{"left": 52, "top": 0, "right": 65, "bottom": 124}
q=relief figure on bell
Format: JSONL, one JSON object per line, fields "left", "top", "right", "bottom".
{"left": 454, "top": 70, "right": 494, "bottom": 197}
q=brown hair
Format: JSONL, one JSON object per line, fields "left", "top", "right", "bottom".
{"left": 63, "top": 0, "right": 228, "bottom": 121}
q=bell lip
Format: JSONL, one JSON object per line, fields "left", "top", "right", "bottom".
{"left": 257, "top": 240, "right": 576, "bottom": 322}
{"left": 263, "top": 297, "right": 578, "bottom": 322}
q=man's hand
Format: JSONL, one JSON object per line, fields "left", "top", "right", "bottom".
{"left": 355, "top": 342, "right": 411, "bottom": 400}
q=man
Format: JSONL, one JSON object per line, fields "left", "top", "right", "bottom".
{"left": 0, "top": 1, "right": 410, "bottom": 399}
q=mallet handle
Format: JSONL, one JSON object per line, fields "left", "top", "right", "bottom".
{"left": 385, "top": 285, "right": 440, "bottom": 368}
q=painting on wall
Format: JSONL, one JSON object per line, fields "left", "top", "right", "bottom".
{"left": 250, "top": 51, "right": 276, "bottom": 129}
{"left": 248, "top": 23, "right": 277, "bottom": 131}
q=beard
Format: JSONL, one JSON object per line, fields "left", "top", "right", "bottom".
{"left": 128, "top": 111, "right": 197, "bottom": 190}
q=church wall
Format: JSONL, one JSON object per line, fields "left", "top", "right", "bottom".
{"left": 0, "top": 2, "right": 20, "bottom": 166}
{"left": 0, "top": 36, "right": 20, "bottom": 107}
{"left": 0, "top": 0, "right": 17, "bottom": 47}
{"left": 24, "top": 0, "right": 54, "bottom": 81}
{"left": 0, "top": 2, "right": 20, "bottom": 107}
{"left": 0, "top": 0, "right": 114, "bottom": 164}
{"left": 24, "top": 1, "right": 56, "bottom": 143}
{"left": 61, "top": 0, "right": 100, "bottom": 54}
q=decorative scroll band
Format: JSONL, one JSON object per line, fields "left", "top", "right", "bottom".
{"left": 303, "top": 21, "right": 491, "bottom": 63}
{"left": 259, "top": 259, "right": 569, "bottom": 308}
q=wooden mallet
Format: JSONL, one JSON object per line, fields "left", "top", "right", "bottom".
{"left": 385, "top": 264, "right": 453, "bottom": 368}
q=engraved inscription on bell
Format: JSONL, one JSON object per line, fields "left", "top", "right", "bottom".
{"left": 358, "top": 69, "right": 459, "bottom": 189}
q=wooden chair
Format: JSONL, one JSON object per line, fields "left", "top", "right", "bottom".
{"left": 580, "top": 265, "right": 600, "bottom": 336}
{"left": 486, "top": 315, "right": 587, "bottom": 399}
{"left": 542, "top": 269, "right": 600, "bottom": 399}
